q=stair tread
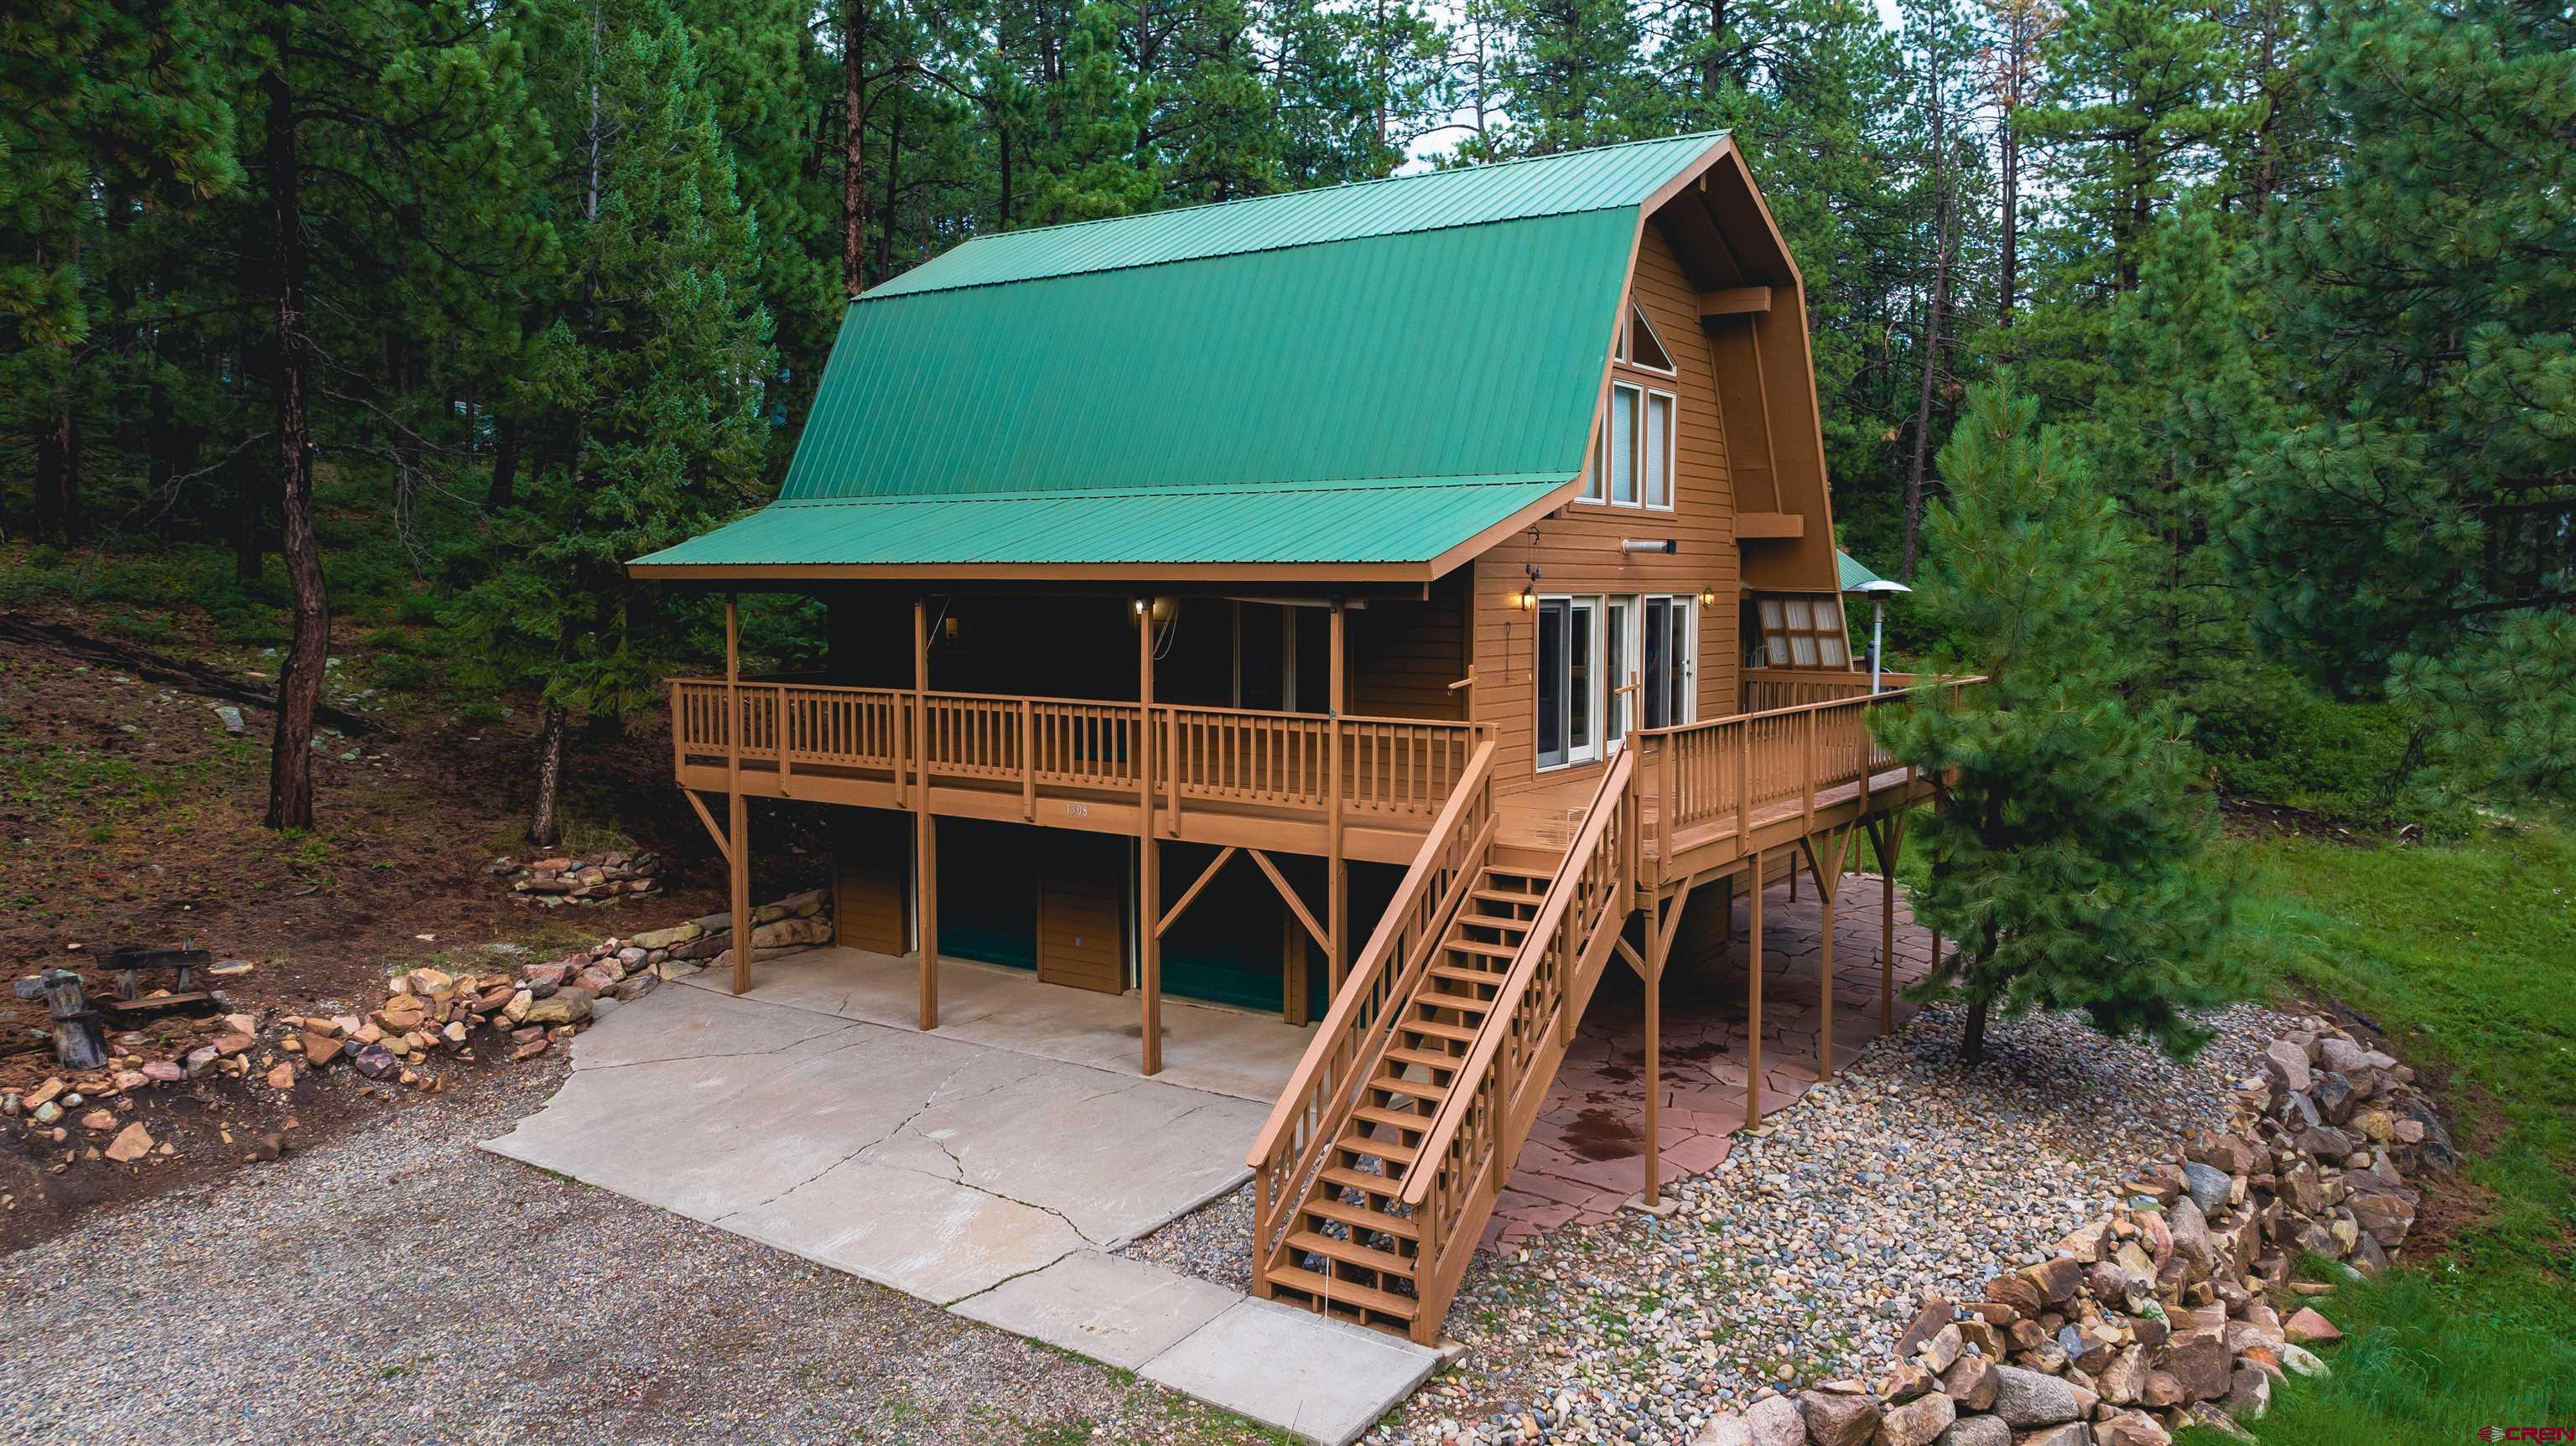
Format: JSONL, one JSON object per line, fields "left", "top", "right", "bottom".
{"left": 1458, "top": 911, "right": 1535, "bottom": 931}
{"left": 1470, "top": 887, "right": 1544, "bottom": 905}
{"left": 1400, "top": 1018, "right": 1480, "bottom": 1044}
{"left": 1418, "top": 989, "right": 1496, "bottom": 1013}
{"left": 1353, "top": 1103, "right": 1434, "bottom": 1132}
{"left": 1428, "top": 963, "right": 1506, "bottom": 986}
{"left": 1300, "top": 1195, "right": 1420, "bottom": 1241}
{"left": 1337, "top": 1131, "right": 1420, "bottom": 1166}
{"left": 1265, "top": 1263, "right": 1420, "bottom": 1320}
{"left": 1289, "top": 1228, "right": 1420, "bottom": 1278}
{"left": 1318, "top": 1164, "right": 1400, "bottom": 1196}
{"left": 1447, "top": 939, "right": 1522, "bottom": 959}
{"left": 1384, "top": 1046, "right": 1462, "bottom": 1072}
{"left": 1370, "top": 1072, "right": 1449, "bottom": 1104}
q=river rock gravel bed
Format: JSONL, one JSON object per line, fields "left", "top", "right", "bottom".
{"left": 1370, "top": 999, "right": 2297, "bottom": 1446}
{"left": 0, "top": 1057, "right": 1274, "bottom": 1446}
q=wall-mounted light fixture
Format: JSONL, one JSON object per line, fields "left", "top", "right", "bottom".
{"left": 1132, "top": 597, "right": 1148, "bottom": 617}
{"left": 1698, "top": 583, "right": 1718, "bottom": 607}
{"left": 1515, "top": 562, "right": 1542, "bottom": 610}
{"left": 1621, "top": 538, "right": 1678, "bottom": 555}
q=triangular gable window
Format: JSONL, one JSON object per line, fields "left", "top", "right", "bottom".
{"left": 1625, "top": 303, "right": 1674, "bottom": 372}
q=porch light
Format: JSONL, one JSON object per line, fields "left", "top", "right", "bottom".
{"left": 1515, "top": 563, "right": 1542, "bottom": 610}
{"left": 1133, "top": 598, "right": 1147, "bottom": 616}
{"left": 1698, "top": 583, "right": 1717, "bottom": 606}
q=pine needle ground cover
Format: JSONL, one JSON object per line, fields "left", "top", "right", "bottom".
{"left": 2185, "top": 821, "right": 2576, "bottom": 1443}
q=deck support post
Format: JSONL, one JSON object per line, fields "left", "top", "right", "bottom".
{"left": 1326, "top": 599, "right": 1346, "bottom": 996}
{"left": 1869, "top": 811, "right": 1905, "bottom": 1036}
{"left": 1139, "top": 599, "right": 1161, "bottom": 1076}
{"left": 912, "top": 597, "right": 937, "bottom": 1031}
{"left": 1801, "top": 828, "right": 1850, "bottom": 1082}
{"left": 1642, "top": 884, "right": 1665, "bottom": 1208}
{"left": 725, "top": 597, "right": 750, "bottom": 997}
{"left": 1745, "top": 850, "right": 1764, "bottom": 1127}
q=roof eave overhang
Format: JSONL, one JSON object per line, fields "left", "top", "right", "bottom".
{"left": 626, "top": 479, "right": 1583, "bottom": 588}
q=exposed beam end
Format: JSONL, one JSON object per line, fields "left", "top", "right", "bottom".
{"left": 1698, "top": 286, "right": 1774, "bottom": 318}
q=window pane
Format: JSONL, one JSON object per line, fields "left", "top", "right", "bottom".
{"left": 1642, "top": 598, "right": 1670, "bottom": 728}
{"left": 1759, "top": 599, "right": 1784, "bottom": 628}
{"left": 1585, "top": 428, "right": 1605, "bottom": 501}
{"left": 1820, "top": 630, "right": 1847, "bottom": 666}
{"left": 1784, "top": 598, "right": 1813, "bottom": 630}
{"left": 1790, "top": 632, "right": 1818, "bottom": 666}
{"left": 1568, "top": 602, "right": 1593, "bottom": 753}
{"left": 1628, "top": 304, "right": 1674, "bottom": 371}
{"left": 1610, "top": 388, "right": 1638, "bottom": 504}
{"left": 1668, "top": 601, "right": 1691, "bottom": 723}
{"left": 1536, "top": 599, "right": 1565, "bottom": 766}
{"left": 1605, "top": 601, "right": 1629, "bottom": 744}
{"left": 1645, "top": 393, "right": 1671, "bottom": 508}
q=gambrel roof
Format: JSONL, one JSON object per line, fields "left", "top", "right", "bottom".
{"left": 633, "top": 132, "right": 1735, "bottom": 581}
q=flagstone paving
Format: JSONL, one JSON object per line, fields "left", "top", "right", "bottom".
{"left": 1486, "top": 872, "right": 1936, "bottom": 1251}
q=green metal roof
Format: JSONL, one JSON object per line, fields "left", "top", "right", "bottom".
{"left": 635, "top": 133, "right": 1735, "bottom": 575}
{"left": 632, "top": 478, "right": 1566, "bottom": 569}
{"left": 1837, "top": 550, "right": 1906, "bottom": 592}
{"left": 870, "top": 132, "right": 1727, "bottom": 298}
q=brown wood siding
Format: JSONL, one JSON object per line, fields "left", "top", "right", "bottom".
{"left": 1348, "top": 573, "right": 1469, "bottom": 720}
{"left": 1039, "top": 832, "right": 1126, "bottom": 993}
{"left": 831, "top": 809, "right": 910, "bottom": 955}
{"left": 1470, "top": 216, "right": 1743, "bottom": 796}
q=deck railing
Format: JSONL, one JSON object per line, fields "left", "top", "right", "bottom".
{"left": 1740, "top": 667, "right": 1915, "bottom": 713}
{"left": 1637, "top": 676, "right": 1973, "bottom": 854}
{"left": 669, "top": 678, "right": 1483, "bottom": 830}
{"left": 1244, "top": 740, "right": 1498, "bottom": 1272}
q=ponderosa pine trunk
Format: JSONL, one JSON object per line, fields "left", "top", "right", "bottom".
{"left": 1903, "top": 47, "right": 1955, "bottom": 582}
{"left": 262, "top": 34, "right": 329, "bottom": 832}
{"left": 34, "top": 407, "right": 79, "bottom": 543}
{"left": 1962, "top": 991, "right": 1991, "bottom": 1064}
{"left": 527, "top": 698, "right": 569, "bottom": 847}
{"left": 843, "top": 0, "right": 868, "bottom": 295}
{"left": 486, "top": 413, "right": 520, "bottom": 510}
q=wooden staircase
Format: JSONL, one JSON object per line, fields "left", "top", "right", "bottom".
{"left": 1247, "top": 744, "right": 1641, "bottom": 1343}
{"left": 1260, "top": 863, "right": 1550, "bottom": 1332}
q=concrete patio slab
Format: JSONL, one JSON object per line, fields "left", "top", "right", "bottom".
{"left": 676, "top": 945, "right": 1314, "bottom": 1102}
{"left": 483, "top": 976, "right": 1431, "bottom": 1443}
{"left": 1142, "top": 1298, "right": 1441, "bottom": 1446}
{"left": 953, "top": 1251, "right": 1239, "bottom": 1371}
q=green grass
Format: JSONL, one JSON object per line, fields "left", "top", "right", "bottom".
{"left": 2180, "top": 819, "right": 2576, "bottom": 1442}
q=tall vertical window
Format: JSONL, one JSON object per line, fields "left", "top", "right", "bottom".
{"left": 1644, "top": 391, "right": 1673, "bottom": 509}
{"left": 1605, "top": 385, "right": 1639, "bottom": 505}
{"left": 1639, "top": 595, "right": 1695, "bottom": 728}
{"left": 1604, "top": 598, "right": 1632, "bottom": 749}
{"left": 1535, "top": 597, "right": 1601, "bottom": 770}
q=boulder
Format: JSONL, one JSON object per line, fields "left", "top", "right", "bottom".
{"left": 2280, "top": 1344, "right": 2330, "bottom": 1379}
{"left": 1940, "top": 1354, "right": 1998, "bottom": 1411}
{"left": 2027, "top": 1256, "right": 2085, "bottom": 1307}
{"left": 2263, "top": 1039, "right": 2312, "bottom": 1093}
{"left": 104, "top": 1122, "right": 153, "bottom": 1163}
{"left": 1935, "top": 1417, "right": 2008, "bottom": 1446}
{"left": 265, "top": 1061, "right": 296, "bottom": 1089}
{"left": 2020, "top": 1427, "right": 2092, "bottom": 1446}
{"left": 1984, "top": 1272, "right": 2045, "bottom": 1316}
{"left": 353, "top": 1044, "right": 399, "bottom": 1080}
{"left": 1897, "top": 1298, "right": 1956, "bottom": 1360}
{"left": 2155, "top": 1332, "right": 2232, "bottom": 1402}
{"left": 1917, "top": 1323, "right": 1965, "bottom": 1375}
{"left": 2224, "top": 1365, "right": 2272, "bottom": 1420}
{"left": 1692, "top": 1412, "right": 1752, "bottom": 1446}
{"left": 1742, "top": 1394, "right": 1806, "bottom": 1446}
{"left": 2312, "top": 1072, "right": 2356, "bottom": 1124}
{"left": 1877, "top": 1360, "right": 1936, "bottom": 1405}
{"left": 1872, "top": 1391, "right": 1954, "bottom": 1446}
{"left": 2096, "top": 1412, "right": 2172, "bottom": 1446}
{"left": 2096, "top": 1345, "right": 2149, "bottom": 1406}
{"left": 1800, "top": 1388, "right": 1882, "bottom": 1446}
{"left": 1987, "top": 1366, "right": 2080, "bottom": 1428}
{"left": 2180, "top": 1162, "right": 2232, "bottom": 1215}
{"left": 2283, "top": 1308, "right": 2340, "bottom": 1345}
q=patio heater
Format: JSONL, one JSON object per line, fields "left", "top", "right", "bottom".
{"left": 1847, "top": 578, "right": 1910, "bottom": 693}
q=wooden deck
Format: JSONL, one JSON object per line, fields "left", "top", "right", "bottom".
{"left": 672, "top": 676, "right": 1957, "bottom": 882}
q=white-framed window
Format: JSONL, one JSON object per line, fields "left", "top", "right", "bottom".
{"left": 1586, "top": 381, "right": 1674, "bottom": 511}
{"left": 1617, "top": 303, "right": 1675, "bottom": 375}
{"left": 1535, "top": 595, "right": 1602, "bottom": 770}
{"left": 1576, "top": 595, "right": 1696, "bottom": 767}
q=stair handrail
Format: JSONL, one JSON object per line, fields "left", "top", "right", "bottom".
{"left": 1244, "top": 739, "right": 1498, "bottom": 1253}
{"left": 1400, "top": 746, "right": 1635, "bottom": 1215}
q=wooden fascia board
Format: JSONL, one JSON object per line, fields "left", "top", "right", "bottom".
{"left": 1423, "top": 478, "right": 1588, "bottom": 582}
{"left": 1698, "top": 286, "right": 1773, "bottom": 317}
{"left": 1734, "top": 511, "right": 1805, "bottom": 539}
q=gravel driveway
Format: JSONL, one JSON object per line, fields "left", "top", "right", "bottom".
{"left": 0, "top": 1060, "right": 1282, "bottom": 1446}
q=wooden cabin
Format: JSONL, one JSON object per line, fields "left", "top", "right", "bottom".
{"left": 632, "top": 132, "right": 1957, "bottom": 1344}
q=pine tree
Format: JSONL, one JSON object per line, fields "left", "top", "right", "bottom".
{"left": 2222, "top": 0, "right": 2575, "bottom": 804}
{"left": 447, "top": 0, "right": 776, "bottom": 845}
{"left": 1877, "top": 376, "right": 2231, "bottom": 1064}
